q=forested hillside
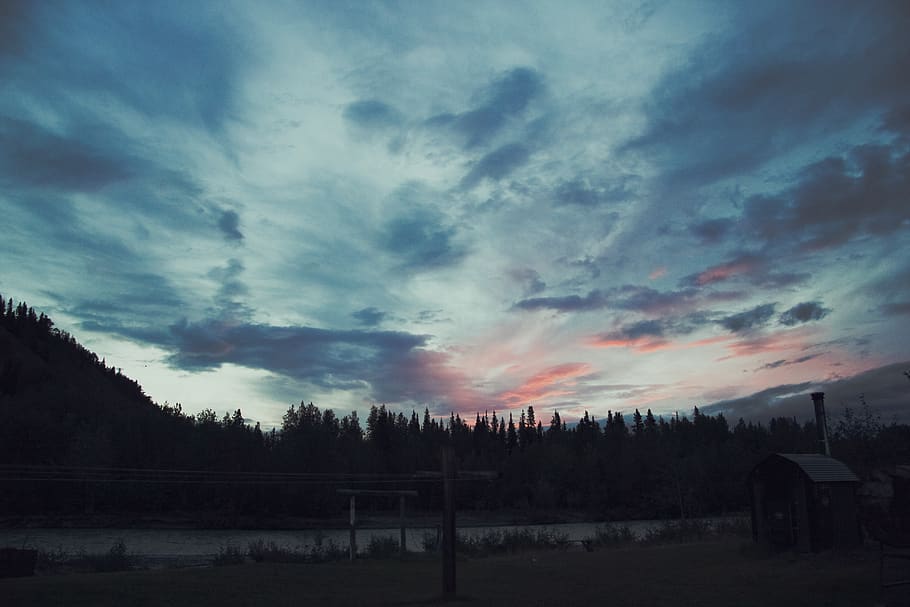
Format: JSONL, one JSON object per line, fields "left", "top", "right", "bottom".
{"left": 2, "top": 293, "right": 908, "bottom": 520}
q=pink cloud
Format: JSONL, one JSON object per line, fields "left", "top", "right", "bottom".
{"left": 497, "top": 362, "right": 593, "bottom": 406}
{"left": 588, "top": 336, "right": 672, "bottom": 352}
{"left": 649, "top": 266, "right": 667, "bottom": 280}
{"left": 695, "top": 259, "right": 757, "bottom": 286}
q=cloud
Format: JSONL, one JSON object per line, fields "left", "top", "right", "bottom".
{"left": 0, "top": 116, "right": 133, "bottom": 192}
{"left": 515, "top": 284, "right": 723, "bottom": 316}
{"left": 719, "top": 303, "right": 776, "bottom": 333}
{"left": 743, "top": 146, "right": 910, "bottom": 252}
{"left": 648, "top": 267, "right": 667, "bottom": 280}
{"left": 508, "top": 268, "right": 546, "bottom": 296}
{"left": 165, "top": 318, "right": 482, "bottom": 412}
{"left": 497, "top": 362, "right": 593, "bottom": 405}
{"left": 590, "top": 320, "right": 669, "bottom": 352}
{"left": 352, "top": 307, "right": 385, "bottom": 327}
{"left": 623, "top": 3, "right": 910, "bottom": 189}
{"left": 686, "top": 255, "right": 759, "bottom": 287}
{"left": 703, "top": 360, "right": 910, "bottom": 423}
{"left": 3, "top": 3, "right": 244, "bottom": 135}
{"left": 882, "top": 302, "right": 910, "bottom": 316}
{"left": 681, "top": 253, "right": 810, "bottom": 289}
{"left": 589, "top": 313, "right": 721, "bottom": 352}
{"left": 514, "top": 290, "right": 608, "bottom": 313}
{"left": 459, "top": 143, "right": 530, "bottom": 189}
{"left": 0, "top": 0, "right": 30, "bottom": 55}
{"left": 755, "top": 353, "right": 820, "bottom": 372}
{"left": 779, "top": 301, "right": 830, "bottom": 326}
{"left": 343, "top": 99, "right": 403, "bottom": 129}
{"left": 217, "top": 210, "right": 243, "bottom": 241}
{"left": 690, "top": 218, "right": 735, "bottom": 245}
{"left": 381, "top": 206, "right": 466, "bottom": 270}
{"left": 430, "top": 67, "right": 544, "bottom": 149}
{"left": 553, "top": 177, "right": 634, "bottom": 207}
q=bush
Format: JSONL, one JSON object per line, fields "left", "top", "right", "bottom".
{"left": 712, "top": 516, "right": 751, "bottom": 538}
{"left": 86, "top": 540, "right": 133, "bottom": 572}
{"left": 366, "top": 535, "right": 400, "bottom": 559}
{"left": 584, "top": 524, "right": 638, "bottom": 549}
{"left": 246, "top": 539, "right": 347, "bottom": 564}
{"left": 213, "top": 545, "right": 246, "bottom": 566}
{"left": 457, "top": 528, "right": 568, "bottom": 557}
{"left": 642, "top": 519, "right": 712, "bottom": 544}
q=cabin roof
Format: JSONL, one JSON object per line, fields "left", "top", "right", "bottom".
{"left": 775, "top": 453, "right": 860, "bottom": 483}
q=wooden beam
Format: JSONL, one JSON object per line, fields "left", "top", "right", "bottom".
{"left": 442, "top": 445, "right": 456, "bottom": 598}
{"left": 336, "top": 489, "right": 418, "bottom": 497}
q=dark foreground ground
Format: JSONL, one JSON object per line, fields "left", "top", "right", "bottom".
{"left": 1, "top": 539, "right": 900, "bottom": 607}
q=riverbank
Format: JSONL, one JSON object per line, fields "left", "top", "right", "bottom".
{"left": 0, "top": 508, "right": 621, "bottom": 530}
{"left": 1, "top": 539, "right": 884, "bottom": 607}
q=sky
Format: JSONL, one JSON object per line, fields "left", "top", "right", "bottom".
{"left": 1, "top": 0, "right": 908, "bottom": 429}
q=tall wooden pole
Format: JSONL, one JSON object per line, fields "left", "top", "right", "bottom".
{"left": 441, "top": 445, "right": 456, "bottom": 597}
{"left": 349, "top": 495, "right": 356, "bottom": 561}
{"left": 399, "top": 494, "right": 407, "bottom": 559}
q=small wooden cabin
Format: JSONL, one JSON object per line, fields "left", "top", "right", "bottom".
{"left": 749, "top": 453, "right": 861, "bottom": 552}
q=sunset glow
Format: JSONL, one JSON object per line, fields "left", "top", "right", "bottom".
{"left": 1, "top": 1, "right": 908, "bottom": 427}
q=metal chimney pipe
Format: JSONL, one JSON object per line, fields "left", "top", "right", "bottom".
{"left": 810, "top": 392, "right": 830, "bottom": 456}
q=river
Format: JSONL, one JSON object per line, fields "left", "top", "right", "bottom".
{"left": 0, "top": 517, "right": 745, "bottom": 568}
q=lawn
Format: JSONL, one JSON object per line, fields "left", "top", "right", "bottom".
{"left": 0, "top": 539, "right": 885, "bottom": 606}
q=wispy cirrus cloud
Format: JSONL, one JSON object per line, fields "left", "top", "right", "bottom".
{"left": 497, "top": 362, "right": 594, "bottom": 406}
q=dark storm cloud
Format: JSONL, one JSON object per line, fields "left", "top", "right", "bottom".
{"left": 0, "top": 116, "right": 133, "bottom": 191}
{"left": 703, "top": 361, "right": 910, "bottom": 423}
{"left": 459, "top": 143, "right": 530, "bottom": 189}
{"left": 623, "top": 2, "right": 910, "bottom": 189}
{"left": 719, "top": 303, "right": 776, "bottom": 333}
{"left": 352, "top": 307, "right": 386, "bottom": 327}
{"left": 343, "top": 99, "right": 403, "bottom": 129}
{"left": 429, "top": 67, "right": 544, "bottom": 149}
{"left": 779, "top": 301, "right": 830, "bottom": 326}
{"left": 217, "top": 210, "right": 243, "bottom": 241}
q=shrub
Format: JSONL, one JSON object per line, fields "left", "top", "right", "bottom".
{"left": 86, "top": 540, "right": 133, "bottom": 572}
{"left": 366, "top": 535, "right": 400, "bottom": 559}
{"left": 642, "top": 519, "right": 712, "bottom": 544}
{"left": 456, "top": 528, "right": 568, "bottom": 557}
{"left": 584, "top": 524, "right": 638, "bottom": 549}
{"left": 213, "top": 545, "right": 246, "bottom": 566}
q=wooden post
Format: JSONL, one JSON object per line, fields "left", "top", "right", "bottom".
{"left": 442, "top": 445, "right": 456, "bottom": 597}
{"left": 399, "top": 494, "right": 407, "bottom": 559}
{"left": 349, "top": 495, "right": 356, "bottom": 561}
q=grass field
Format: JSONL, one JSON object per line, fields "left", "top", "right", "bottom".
{"left": 0, "top": 539, "right": 893, "bottom": 606}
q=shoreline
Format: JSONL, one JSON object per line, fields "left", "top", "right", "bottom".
{"left": 0, "top": 510, "right": 747, "bottom": 531}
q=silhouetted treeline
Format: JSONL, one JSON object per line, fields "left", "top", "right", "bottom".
{"left": 1, "top": 294, "right": 908, "bottom": 520}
